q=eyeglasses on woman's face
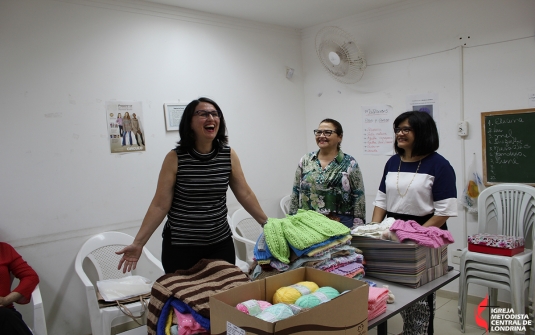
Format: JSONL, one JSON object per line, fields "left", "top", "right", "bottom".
{"left": 313, "top": 129, "right": 335, "bottom": 137}
{"left": 194, "top": 110, "right": 221, "bottom": 119}
{"left": 394, "top": 127, "right": 413, "bottom": 135}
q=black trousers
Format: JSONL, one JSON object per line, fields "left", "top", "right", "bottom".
{"left": 0, "top": 308, "right": 33, "bottom": 335}
{"left": 161, "top": 229, "right": 235, "bottom": 274}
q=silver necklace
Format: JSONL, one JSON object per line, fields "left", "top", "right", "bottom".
{"left": 396, "top": 158, "right": 422, "bottom": 198}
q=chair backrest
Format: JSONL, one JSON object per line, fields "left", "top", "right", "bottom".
{"left": 280, "top": 195, "right": 291, "bottom": 216}
{"left": 230, "top": 208, "right": 263, "bottom": 265}
{"left": 478, "top": 184, "right": 535, "bottom": 247}
{"left": 75, "top": 231, "right": 137, "bottom": 281}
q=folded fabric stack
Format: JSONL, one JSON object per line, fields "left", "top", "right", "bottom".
{"left": 252, "top": 210, "right": 365, "bottom": 280}
{"left": 147, "top": 259, "right": 249, "bottom": 335}
{"left": 351, "top": 218, "right": 451, "bottom": 288}
{"left": 367, "top": 286, "right": 389, "bottom": 320}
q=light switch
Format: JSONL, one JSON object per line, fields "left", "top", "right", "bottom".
{"left": 458, "top": 121, "right": 468, "bottom": 136}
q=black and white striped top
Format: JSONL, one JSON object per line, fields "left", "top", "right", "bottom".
{"left": 164, "top": 145, "right": 232, "bottom": 246}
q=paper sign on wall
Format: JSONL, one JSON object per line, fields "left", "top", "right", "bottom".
{"left": 362, "top": 105, "right": 395, "bottom": 156}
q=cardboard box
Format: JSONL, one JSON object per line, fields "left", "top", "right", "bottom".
{"left": 210, "top": 267, "right": 368, "bottom": 335}
{"left": 351, "top": 236, "right": 448, "bottom": 288}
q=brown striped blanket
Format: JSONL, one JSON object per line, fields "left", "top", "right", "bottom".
{"left": 147, "top": 259, "right": 249, "bottom": 334}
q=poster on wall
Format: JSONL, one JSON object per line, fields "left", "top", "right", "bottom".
{"left": 362, "top": 105, "right": 395, "bottom": 156}
{"left": 406, "top": 93, "right": 439, "bottom": 126}
{"left": 106, "top": 101, "right": 146, "bottom": 154}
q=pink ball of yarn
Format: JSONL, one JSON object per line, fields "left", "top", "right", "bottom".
{"left": 236, "top": 299, "right": 272, "bottom": 316}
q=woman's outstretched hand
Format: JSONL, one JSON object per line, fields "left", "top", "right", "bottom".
{"left": 116, "top": 244, "right": 143, "bottom": 273}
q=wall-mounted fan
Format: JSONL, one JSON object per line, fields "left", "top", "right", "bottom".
{"left": 315, "top": 26, "right": 366, "bottom": 84}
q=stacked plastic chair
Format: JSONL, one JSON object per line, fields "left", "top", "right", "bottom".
{"left": 280, "top": 195, "right": 291, "bottom": 216}
{"left": 457, "top": 184, "right": 535, "bottom": 333}
{"left": 230, "top": 208, "right": 264, "bottom": 272}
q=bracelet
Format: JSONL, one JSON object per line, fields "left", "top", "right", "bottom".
{"left": 260, "top": 219, "right": 268, "bottom": 227}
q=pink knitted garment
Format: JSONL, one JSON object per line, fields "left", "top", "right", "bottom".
{"left": 389, "top": 220, "right": 454, "bottom": 248}
{"left": 368, "top": 287, "right": 389, "bottom": 305}
{"left": 174, "top": 308, "right": 208, "bottom": 335}
{"left": 368, "top": 303, "right": 387, "bottom": 320}
{"left": 368, "top": 287, "right": 389, "bottom": 320}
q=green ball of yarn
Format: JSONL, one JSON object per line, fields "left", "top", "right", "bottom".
{"left": 316, "top": 286, "right": 340, "bottom": 299}
{"left": 294, "top": 286, "right": 340, "bottom": 308}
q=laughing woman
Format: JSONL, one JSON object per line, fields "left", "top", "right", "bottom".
{"left": 288, "top": 118, "right": 365, "bottom": 228}
{"left": 117, "top": 97, "right": 268, "bottom": 273}
{"left": 371, "top": 111, "right": 457, "bottom": 335}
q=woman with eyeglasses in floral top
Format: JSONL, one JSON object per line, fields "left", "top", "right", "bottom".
{"left": 371, "top": 111, "right": 457, "bottom": 335}
{"left": 288, "top": 118, "right": 365, "bottom": 228}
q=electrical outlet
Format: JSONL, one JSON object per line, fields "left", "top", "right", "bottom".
{"left": 451, "top": 249, "right": 462, "bottom": 264}
{"left": 457, "top": 121, "right": 468, "bottom": 137}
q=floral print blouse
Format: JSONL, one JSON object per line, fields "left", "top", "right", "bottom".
{"left": 289, "top": 150, "right": 365, "bottom": 223}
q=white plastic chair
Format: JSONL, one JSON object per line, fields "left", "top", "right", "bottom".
{"left": 31, "top": 284, "right": 47, "bottom": 335}
{"left": 458, "top": 184, "right": 535, "bottom": 333}
{"left": 230, "top": 208, "right": 263, "bottom": 272}
{"left": 75, "top": 232, "right": 164, "bottom": 335}
{"left": 10, "top": 277, "right": 47, "bottom": 335}
{"left": 280, "top": 195, "right": 291, "bottom": 216}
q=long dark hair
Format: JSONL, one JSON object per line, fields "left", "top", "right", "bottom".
{"left": 393, "top": 111, "right": 439, "bottom": 157}
{"left": 176, "top": 97, "right": 228, "bottom": 152}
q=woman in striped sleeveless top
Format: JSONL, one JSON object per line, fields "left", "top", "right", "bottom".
{"left": 116, "top": 97, "right": 268, "bottom": 273}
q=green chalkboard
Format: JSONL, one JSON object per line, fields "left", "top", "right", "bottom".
{"left": 481, "top": 109, "right": 535, "bottom": 186}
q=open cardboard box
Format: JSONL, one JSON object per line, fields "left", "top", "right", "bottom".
{"left": 210, "top": 267, "right": 368, "bottom": 335}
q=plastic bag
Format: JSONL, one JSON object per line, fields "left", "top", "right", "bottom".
{"left": 96, "top": 275, "right": 153, "bottom": 302}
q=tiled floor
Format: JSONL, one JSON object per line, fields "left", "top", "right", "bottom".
{"left": 367, "top": 292, "right": 529, "bottom": 335}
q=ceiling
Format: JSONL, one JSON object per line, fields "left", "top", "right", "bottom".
{"left": 143, "top": 0, "right": 410, "bottom": 29}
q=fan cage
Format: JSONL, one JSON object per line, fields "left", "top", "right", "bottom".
{"left": 315, "top": 26, "right": 366, "bottom": 84}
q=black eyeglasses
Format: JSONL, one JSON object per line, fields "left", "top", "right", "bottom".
{"left": 194, "top": 110, "right": 221, "bottom": 119}
{"left": 394, "top": 127, "right": 413, "bottom": 135}
{"left": 314, "top": 129, "right": 335, "bottom": 137}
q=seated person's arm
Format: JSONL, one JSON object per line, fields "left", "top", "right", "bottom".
{"left": 3, "top": 243, "right": 39, "bottom": 305}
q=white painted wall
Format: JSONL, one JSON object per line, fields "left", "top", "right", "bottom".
{"left": 2, "top": 0, "right": 535, "bottom": 333}
{"left": 0, "top": 0, "right": 305, "bottom": 334}
{"left": 301, "top": 0, "right": 535, "bottom": 300}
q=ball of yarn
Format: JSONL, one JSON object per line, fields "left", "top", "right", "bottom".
{"left": 256, "top": 303, "right": 294, "bottom": 322}
{"left": 294, "top": 286, "right": 340, "bottom": 308}
{"left": 316, "top": 286, "right": 340, "bottom": 299}
{"left": 296, "top": 281, "right": 319, "bottom": 293}
{"left": 236, "top": 299, "right": 272, "bottom": 316}
{"left": 273, "top": 287, "right": 301, "bottom": 304}
{"left": 272, "top": 281, "right": 319, "bottom": 304}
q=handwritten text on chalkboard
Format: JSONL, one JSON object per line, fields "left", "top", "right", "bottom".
{"left": 482, "top": 109, "right": 535, "bottom": 185}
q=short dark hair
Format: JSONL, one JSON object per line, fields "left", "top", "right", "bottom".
{"left": 320, "top": 118, "right": 343, "bottom": 150}
{"left": 393, "top": 111, "right": 439, "bottom": 157}
{"left": 176, "top": 97, "right": 228, "bottom": 151}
